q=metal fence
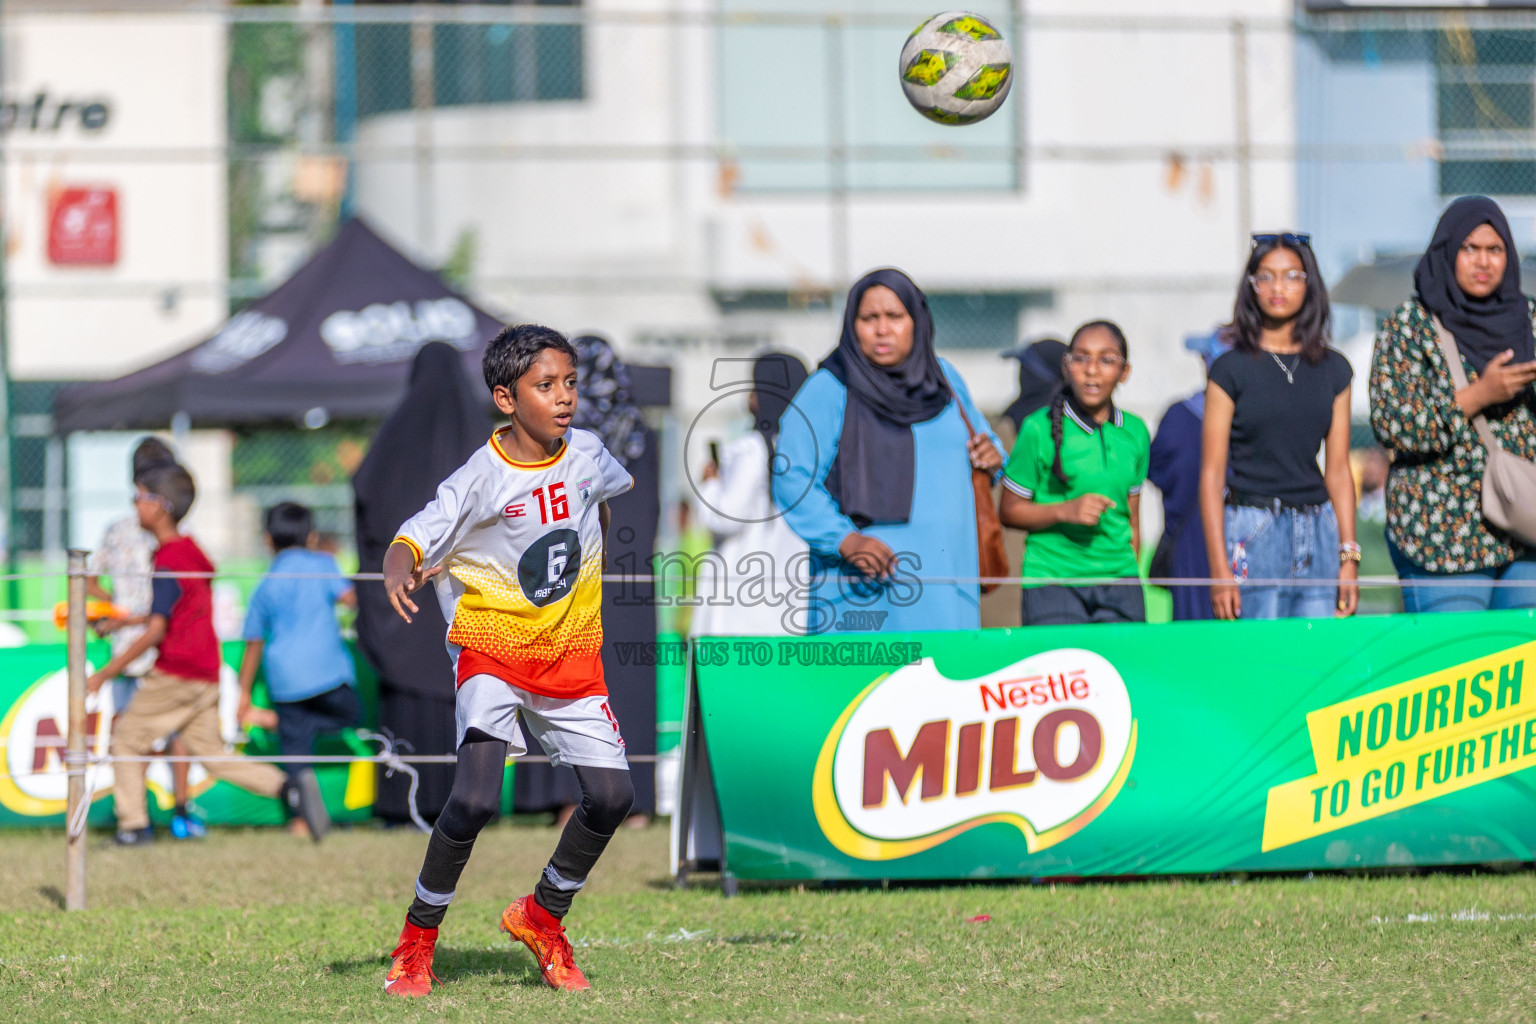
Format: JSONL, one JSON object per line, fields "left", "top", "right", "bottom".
{"left": 11, "top": 3, "right": 1536, "bottom": 618}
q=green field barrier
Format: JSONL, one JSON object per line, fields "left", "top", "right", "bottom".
{"left": 680, "top": 611, "right": 1536, "bottom": 881}
{"left": 0, "top": 641, "right": 380, "bottom": 829}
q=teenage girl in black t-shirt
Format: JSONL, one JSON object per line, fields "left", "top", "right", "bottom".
{"left": 1199, "top": 234, "right": 1359, "bottom": 621}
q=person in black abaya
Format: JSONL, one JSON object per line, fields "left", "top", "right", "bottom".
{"left": 1001, "top": 337, "right": 1068, "bottom": 436}
{"left": 353, "top": 341, "right": 493, "bottom": 823}
{"left": 514, "top": 335, "right": 660, "bottom": 824}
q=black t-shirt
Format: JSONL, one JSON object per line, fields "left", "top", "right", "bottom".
{"left": 1209, "top": 347, "right": 1353, "bottom": 505}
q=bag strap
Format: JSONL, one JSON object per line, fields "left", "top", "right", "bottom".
{"left": 1431, "top": 314, "right": 1503, "bottom": 455}
{"left": 954, "top": 395, "right": 981, "bottom": 442}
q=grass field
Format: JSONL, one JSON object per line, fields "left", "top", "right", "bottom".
{"left": 4, "top": 824, "right": 1536, "bottom": 1022}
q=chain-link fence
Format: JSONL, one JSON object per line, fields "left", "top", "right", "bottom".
{"left": 12, "top": 3, "right": 1536, "bottom": 629}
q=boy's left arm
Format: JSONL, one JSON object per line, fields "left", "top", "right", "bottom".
{"left": 236, "top": 641, "right": 264, "bottom": 725}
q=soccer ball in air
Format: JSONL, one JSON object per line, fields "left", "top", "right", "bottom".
{"left": 898, "top": 11, "right": 1013, "bottom": 126}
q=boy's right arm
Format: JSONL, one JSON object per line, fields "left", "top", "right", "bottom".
{"left": 383, "top": 541, "right": 441, "bottom": 624}
{"left": 86, "top": 615, "right": 167, "bottom": 693}
{"left": 386, "top": 457, "right": 487, "bottom": 623}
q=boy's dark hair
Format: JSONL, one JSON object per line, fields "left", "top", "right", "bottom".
{"left": 483, "top": 323, "right": 577, "bottom": 395}
{"left": 264, "top": 502, "right": 313, "bottom": 552}
{"left": 131, "top": 437, "right": 177, "bottom": 485}
{"left": 139, "top": 463, "right": 196, "bottom": 523}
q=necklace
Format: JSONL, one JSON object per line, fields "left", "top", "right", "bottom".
{"left": 1268, "top": 351, "right": 1300, "bottom": 384}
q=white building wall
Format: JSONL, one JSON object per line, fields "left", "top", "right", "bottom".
{"left": 353, "top": 0, "right": 1297, "bottom": 478}
{"left": 4, "top": 11, "right": 228, "bottom": 381}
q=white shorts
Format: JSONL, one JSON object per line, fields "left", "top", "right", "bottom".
{"left": 455, "top": 673, "right": 629, "bottom": 770}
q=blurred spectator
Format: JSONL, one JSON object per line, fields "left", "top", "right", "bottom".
{"left": 87, "top": 463, "right": 319, "bottom": 845}
{"left": 983, "top": 337, "right": 1067, "bottom": 628}
{"left": 354, "top": 342, "right": 492, "bottom": 824}
{"left": 86, "top": 437, "right": 196, "bottom": 836}
{"left": 775, "top": 268, "right": 1004, "bottom": 634}
{"left": 1200, "top": 233, "right": 1358, "bottom": 621}
{"left": 237, "top": 502, "right": 359, "bottom": 840}
{"left": 1000, "top": 337, "right": 1069, "bottom": 437}
{"left": 515, "top": 335, "right": 659, "bottom": 826}
{"left": 1148, "top": 329, "right": 1229, "bottom": 621}
{"left": 663, "top": 500, "right": 714, "bottom": 636}
{"left": 1370, "top": 195, "right": 1536, "bottom": 613}
{"left": 1351, "top": 447, "right": 1400, "bottom": 615}
{"left": 1000, "top": 321, "right": 1149, "bottom": 625}
{"left": 692, "top": 351, "right": 810, "bottom": 637}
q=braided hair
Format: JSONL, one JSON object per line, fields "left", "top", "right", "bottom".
{"left": 1048, "top": 319, "right": 1129, "bottom": 488}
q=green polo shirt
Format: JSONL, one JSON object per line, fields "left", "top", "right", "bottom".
{"left": 1003, "top": 404, "right": 1150, "bottom": 583}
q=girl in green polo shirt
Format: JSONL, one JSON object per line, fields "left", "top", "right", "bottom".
{"left": 999, "top": 320, "right": 1151, "bottom": 625}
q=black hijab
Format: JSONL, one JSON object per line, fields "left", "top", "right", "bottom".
{"left": 752, "top": 351, "right": 809, "bottom": 446}
{"left": 571, "top": 335, "right": 648, "bottom": 468}
{"left": 820, "top": 268, "right": 951, "bottom": 527}
{"left": 752, "top": 350, "right": 810, "bottom": 484}
{"left": 1003, "top": 338, "right": 1068, "bottom": 432}
{"left": 1414, "top": 195, "right": 1535, "bottom": 373}
{"left": 353, "top": 341, "right": 493, "bottom": 698}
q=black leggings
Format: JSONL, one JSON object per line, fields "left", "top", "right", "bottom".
{"left": 407, "top": 729, "right": 633, "bottom": 928}
{"left": 435, "top": 730, "right": 633, "bottom": 841}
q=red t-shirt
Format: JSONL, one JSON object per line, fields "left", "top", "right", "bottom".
{"left": 150, "top": 536, "right": 220, "bottom": 683}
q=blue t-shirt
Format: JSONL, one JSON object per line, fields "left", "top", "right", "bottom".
{"left": 242, "top": 548, "right": 355, "bottom": 703}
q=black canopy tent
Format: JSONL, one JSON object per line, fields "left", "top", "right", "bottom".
{"left": 54, "top": 218, "right": 505, "bottom": 432}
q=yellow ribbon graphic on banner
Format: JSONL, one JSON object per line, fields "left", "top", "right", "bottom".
{"left": 1263, "top": 640, "right": 1536, "bottom": 852}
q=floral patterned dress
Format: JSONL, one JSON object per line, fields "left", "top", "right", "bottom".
{"left": 1369, "top": 297, "right": 1536, "bottom": 573}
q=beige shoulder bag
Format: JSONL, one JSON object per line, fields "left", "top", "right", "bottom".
{"left": 1432, "top": 315, "right": 1536, "bottom": 545}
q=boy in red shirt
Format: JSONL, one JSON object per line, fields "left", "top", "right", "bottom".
{"left": 86, "top": 463, "right": 326, "bottom": 845}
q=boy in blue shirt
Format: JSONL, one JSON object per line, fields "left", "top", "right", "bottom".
{"left": 237, "top": 502, "right": 360, "bottom": 841}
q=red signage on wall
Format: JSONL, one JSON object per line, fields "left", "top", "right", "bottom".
{"left": 47, "top": 187, "right": 118, "bottom": 265}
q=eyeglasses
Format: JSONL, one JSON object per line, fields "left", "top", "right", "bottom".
{"left": 1249, "top": 270, "right": 1308, "bottom": 289}
{"left": 133, "top": 491, "right": 171, "bottom": 511}
{"left": 1066, "top": 353, "right": 1126, "bottom": 370}
{"left": 1252, "top": 232, "right": 1311, "bottom": 248}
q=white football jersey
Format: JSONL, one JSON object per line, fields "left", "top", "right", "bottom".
{"left": 395, "top": 426, "right": 632, "bottom": 698}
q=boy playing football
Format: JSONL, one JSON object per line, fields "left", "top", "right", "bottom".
{"left": 383, "top": 325, "right": 634, "bottom": 995}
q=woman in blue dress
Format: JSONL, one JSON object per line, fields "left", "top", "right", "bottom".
{"left": 774, "top": 268, "right": 1005, "bottom": 635}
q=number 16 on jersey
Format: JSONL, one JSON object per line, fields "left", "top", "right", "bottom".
{"left": 533, "top": 483, "right": 569, "bottom": 524}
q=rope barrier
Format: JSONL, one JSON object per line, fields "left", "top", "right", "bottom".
{"left": 30, "top": 567, "right": 1536, "bottom": 589}
{"left": 356, "top": 730, "right": 431, "bottom": 833}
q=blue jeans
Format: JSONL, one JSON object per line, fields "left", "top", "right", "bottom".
{"left": 1388, "top": 538, "right": 1536, "bottom": 613}
{"left": 1224, "top": 503, "right": 1339, "bottom": 620}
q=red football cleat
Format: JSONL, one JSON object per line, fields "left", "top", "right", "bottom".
{"left": 500, "top": 895, "right": 591, "bottom": 991}
{"left": 384, "top": 919, "right": 441, "bottom": 997}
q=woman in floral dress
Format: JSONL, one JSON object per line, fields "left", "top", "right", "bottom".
{"left": 1370, "top": 195, "right": 1536, "bottom": 612}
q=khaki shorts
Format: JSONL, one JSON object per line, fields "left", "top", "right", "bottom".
{"left": 455, "top": 674, "right": 628, "bottom": 770}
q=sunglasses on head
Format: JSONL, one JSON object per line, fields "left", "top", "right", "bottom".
{"left": 1251, "top": 232, "right": 1311, "bottom": 249}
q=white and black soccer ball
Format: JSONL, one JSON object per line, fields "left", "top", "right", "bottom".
{"left": 898, "top": 11, "right": 1013, "bottom": 126}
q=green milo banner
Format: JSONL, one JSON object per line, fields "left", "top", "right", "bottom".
{"left": 0, "top": 642, "right": 377, "bottom": 828}
{"left": 686, "top": 611, "right": 1536, "bottom": 880}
